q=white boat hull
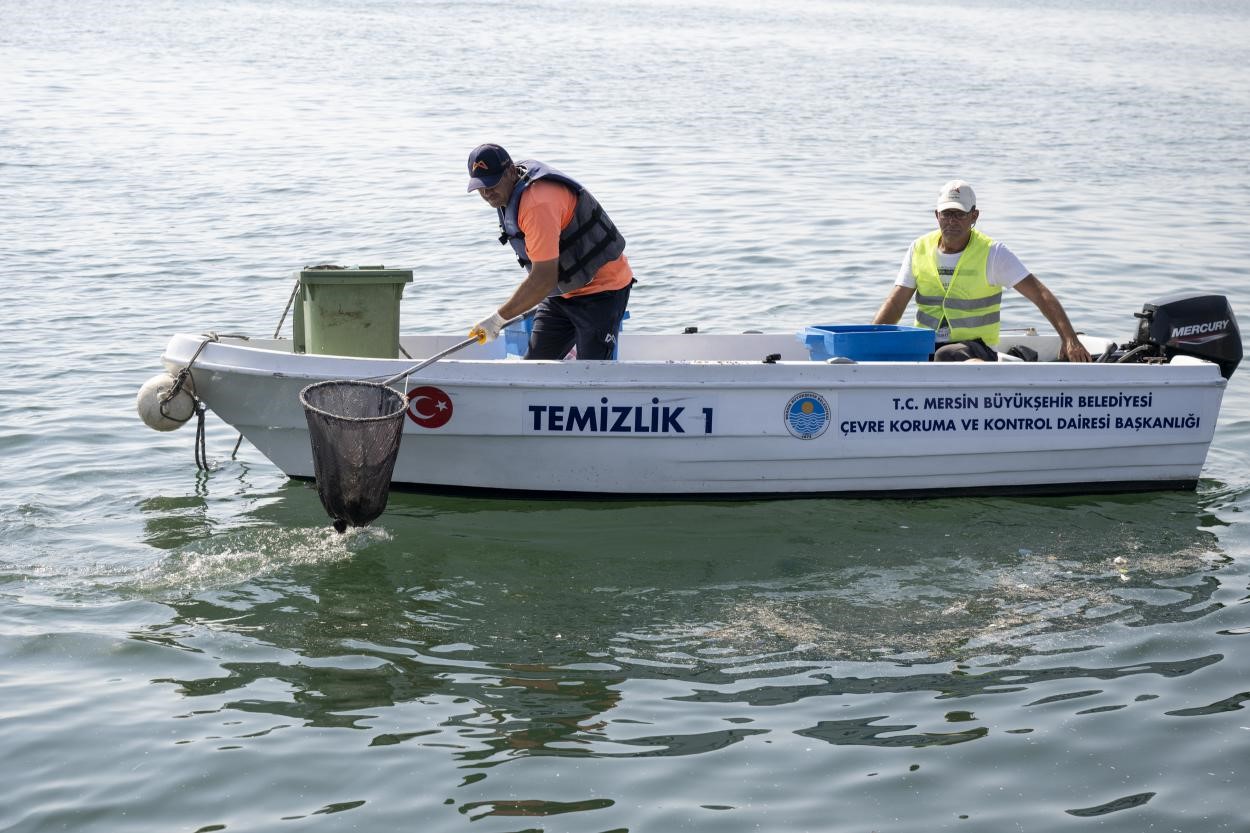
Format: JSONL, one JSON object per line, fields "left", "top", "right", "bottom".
{"left": 161, "top": 332, "right": 1228, "bottom": 497}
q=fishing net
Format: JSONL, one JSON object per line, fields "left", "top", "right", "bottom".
{"left": 299, "top": 380, "right": 409, "bottom": 532}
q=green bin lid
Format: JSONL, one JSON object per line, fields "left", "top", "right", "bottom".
{"left": 299, "top": 267, "right": 413, "bottom": 285}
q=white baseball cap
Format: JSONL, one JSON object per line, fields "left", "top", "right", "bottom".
{"left": 936, "top": 180, "right": 976, "bottom": 212}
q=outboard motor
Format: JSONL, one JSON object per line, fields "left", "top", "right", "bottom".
{"left": 1113, "top": 292, "right": 1242, "bottom": 379}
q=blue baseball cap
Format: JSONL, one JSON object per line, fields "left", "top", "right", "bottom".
{"left": 466, "top": 143, "right": 513, "bottom": 192}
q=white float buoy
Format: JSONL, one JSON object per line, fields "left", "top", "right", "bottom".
{"left": 137, "top": 372, "right": 196, "bottom": 431}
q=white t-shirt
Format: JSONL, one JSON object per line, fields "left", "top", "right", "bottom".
{"left": 894, "top": 239, "right": 1030, "bottom": 289}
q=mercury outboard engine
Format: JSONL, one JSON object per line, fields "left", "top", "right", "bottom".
{"left": 1106, "top": 292, "right": 1242, "bottom": 379}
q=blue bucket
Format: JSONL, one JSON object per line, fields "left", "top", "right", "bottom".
{"left": 798, "top": 324, "right": 935, "bottom": 362}
{"left": 503, "top": 315, "right": 533, "bottom": 357}
{"left": 504, "top": 310, "right": 630, "bottom": 358}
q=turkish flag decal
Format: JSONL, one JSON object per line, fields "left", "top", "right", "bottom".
{"left": 406, "top": 385, "right": 454, "bottom": 429}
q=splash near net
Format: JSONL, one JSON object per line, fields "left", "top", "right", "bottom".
{"left": 299, "top": 380, "right": 409, "bottom": 532}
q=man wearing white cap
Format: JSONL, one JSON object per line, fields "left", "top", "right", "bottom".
{"left": 872, "top": 180, "right": 1091, "bottom": 362}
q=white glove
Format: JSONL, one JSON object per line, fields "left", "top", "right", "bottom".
{"left": 470, "top": 311, "right": 507, "bottom": 343}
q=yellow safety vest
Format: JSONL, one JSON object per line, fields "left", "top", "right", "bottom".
{"left": 912, "top": 228, "right": 1002, "bottom": 346}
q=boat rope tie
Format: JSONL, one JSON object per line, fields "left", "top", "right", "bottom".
{"left": 166, "top": 332, "right": 251, "bottom": 470}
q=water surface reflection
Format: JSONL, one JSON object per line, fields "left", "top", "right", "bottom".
{"left": 138, "top": 491, "right": 1232, "bottom": 750}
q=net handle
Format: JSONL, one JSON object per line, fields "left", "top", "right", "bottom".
{"left": 380, "top": 314, "right": 526, "bottom": 387}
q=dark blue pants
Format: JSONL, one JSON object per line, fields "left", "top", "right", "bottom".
{"left": 526, "top": 281, "right": 633, "bottom": 360}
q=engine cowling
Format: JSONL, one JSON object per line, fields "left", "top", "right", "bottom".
{"left": 1132, "top": 292, "right": 1242, "bottom": 379}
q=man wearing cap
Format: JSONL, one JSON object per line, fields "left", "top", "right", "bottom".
{"left": 465, "top": 144, "right": 634, "bottom": 360}
{"left": 872, "top": 180, "right": 1091, "bottom": 363}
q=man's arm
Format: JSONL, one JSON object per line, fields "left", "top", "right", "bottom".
{"left": 499, "top": 184, "right": 566, "bottom": 318}
{"left": 471, "top": 183, "right": 566, "bottom": 342}
{"left": 469, "top": 259, "right": 559, "bottom": 342}
{"left": 499, "top": 259, "right": 559, "bottom": 320}
{"left": 872, "top": 285, "right": 916, "bottom": 325}
{"left": 1012, "top": 275, "right": 1091, "bottom": 362}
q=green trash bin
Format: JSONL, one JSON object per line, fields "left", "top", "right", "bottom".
{"left": 292, "top": 267, "right": 413, "bottom": 358}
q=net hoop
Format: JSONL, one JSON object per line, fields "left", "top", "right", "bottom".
{"left": 299, "top": 380, "right": 409, "bottom": 423}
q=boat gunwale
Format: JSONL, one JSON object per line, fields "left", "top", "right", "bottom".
{"left": 162, "top": 334, "right": 1229, "bottom": 392}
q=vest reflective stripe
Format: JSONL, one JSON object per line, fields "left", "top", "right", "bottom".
{"left": 914, "top": 293, "right": 999, "bottom": 310}
{"left": 911, "top": 228, "right": 1002, "bottom": 345}
{"left": 915, "top": 309, "right": 1001, "bottom": 330}
{"left": 498, "top": 160, "right": 627, "bottom": 294}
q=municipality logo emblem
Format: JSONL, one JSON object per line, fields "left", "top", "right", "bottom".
{"left": 784, "top": 392, "right": 830, "bottom": 439}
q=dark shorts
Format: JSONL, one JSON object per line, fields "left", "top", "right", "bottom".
{"left": 526, "top": 281, "right": 633, "bottom": 360}
{"left": 933, "top": 338, "right": 998, "bottom": 362}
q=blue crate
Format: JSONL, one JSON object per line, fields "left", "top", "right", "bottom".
{"left": 798, "top": 324, "right": 935, "bottom": 362}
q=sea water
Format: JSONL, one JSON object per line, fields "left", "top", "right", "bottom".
{"left": 3, "top": 1, "right": 1250, "bottom": 830}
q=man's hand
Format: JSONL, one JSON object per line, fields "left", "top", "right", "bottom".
{"left": 470, "top": 311, "right": 507, "bottom": 343}
{"left": 1059, "top": 337, "right": 1092, "bottom": 362}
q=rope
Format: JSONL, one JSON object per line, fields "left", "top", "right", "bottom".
{"left": 159, "top": 365, "right": 197, "bottom": 425}
{"left": 194, "top": 401, "right": 210, "bottom": 471}
{"left": 273, "top": 279, "right": 300, "bottom": 339}
{"left": 161, "top": 331, "right": 252, "bottom": 471}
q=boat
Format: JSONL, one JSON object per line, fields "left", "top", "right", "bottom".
{"left": 147, "top": 290, "right": 1242, "bottom": 499}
